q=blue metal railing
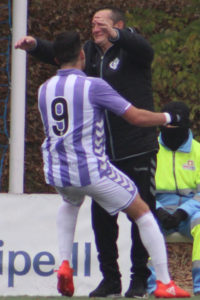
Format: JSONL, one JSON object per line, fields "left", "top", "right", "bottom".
{"left": 0, "top": 0, "right": 11, "bottom": 190}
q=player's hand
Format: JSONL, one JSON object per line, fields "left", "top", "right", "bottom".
{"left": 92, "top": 16, "right": 118, "bottom": 39}
{"left": 165, "top": 108, "right": 190, "bottom": 127}
{"left": 168, "top": 111, "right": 182, "bottom": 126}
{"left": 166, "top": 111, "right": 189, "bottom": 127}
{"left": 15, "top": 36, "right": 37, "bottom": 51}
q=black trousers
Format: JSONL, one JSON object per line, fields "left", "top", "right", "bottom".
{"left": 91, "top": 152, "right": 157, "bottom": 281}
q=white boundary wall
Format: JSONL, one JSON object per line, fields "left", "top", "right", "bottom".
{"left": 0, "top": 193, "right": 191, "bottom": 296}
{"left": 0, "top": 193, "right": 133, "bottom": 296}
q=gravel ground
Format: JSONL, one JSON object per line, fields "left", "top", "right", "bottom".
{"left": 167, "top": 243, "right": 193, "bottom": 294}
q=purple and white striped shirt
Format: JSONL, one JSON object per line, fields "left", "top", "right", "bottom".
{"left": 38, "top": 69, "right": 131, "bottom": 187}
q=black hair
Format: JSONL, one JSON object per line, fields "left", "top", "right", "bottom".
{"left": 53, "top": 31, "right": 81, "bottom": 65}
{"left": 93, "top": 6, "right": 126, "bottom": 26}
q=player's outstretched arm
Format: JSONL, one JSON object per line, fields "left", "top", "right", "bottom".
{"left": 15, "top": 36, "right": 37, "bottom": 51}
{"left": 122, "top": 105, "right": 181, "bottom": 127}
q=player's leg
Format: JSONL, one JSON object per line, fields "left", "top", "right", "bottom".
{"left": 57, "top": 201, "right": 80, "bottom": 263}
{"left": 89, "top": 201, "right": 121, "bottom": 297}
{"left": 86, "top": 165, "right": 190, "bottom": 298}
{"left": 123, "top": 195, "right": 170, "bottom": 284}
{"left": 55, "top": 186, "right": 84, "bottom": 297}
{"left": 147, "top": 215, "right": 192, "bottom": 296}
{"left": 123, "top": 195, "right": 191, "bottom": 298}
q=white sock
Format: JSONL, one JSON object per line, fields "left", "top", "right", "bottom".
{"left": 56, "top": 201, "right": 80, "bottom": 263}
{"left": 135, "top": 211, "right": 171, "bottom": 284}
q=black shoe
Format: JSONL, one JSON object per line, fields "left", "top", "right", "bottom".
{"left": 125, "top": 276, "right": 147, "bottom": 298}
{"left": 89, "top": 278, "right": 121, "bottom": 297}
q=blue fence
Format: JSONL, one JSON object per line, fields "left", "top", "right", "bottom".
{"left": 0, "top": 0, "right": 11, "bottom": 190}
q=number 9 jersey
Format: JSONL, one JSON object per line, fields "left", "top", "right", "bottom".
{"left": 38, "top": 69, "right": 130, "bottom": 188}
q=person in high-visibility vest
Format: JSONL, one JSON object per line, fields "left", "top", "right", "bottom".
{"left": 147, "top": 101, "right": 200, "bottom": 296}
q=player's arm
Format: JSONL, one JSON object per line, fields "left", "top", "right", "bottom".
{"left": 91, "top": 78, "right": 182, "bottom": 127}
{"left": 122, "top": 105, "right": 180, "bottom": 127}
{"left": 15, "top": 35, "right": 57, "bottom": 65}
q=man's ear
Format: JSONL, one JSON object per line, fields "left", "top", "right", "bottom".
{"left": 80, "top": 49, "right": 85, "bottom": 60}
{"left": 114, "top": 20, "right": 124, "bottom": 29}
{"left": 54, "top": 57, "right": 60, "bottom": 66}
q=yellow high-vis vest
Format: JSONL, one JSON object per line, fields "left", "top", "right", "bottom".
{"left": 156, "top": 139, "right": 200, "bottom": 195}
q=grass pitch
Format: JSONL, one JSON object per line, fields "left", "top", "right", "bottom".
{"left": 0, "top": 296, "right": 198, "bottom": 300}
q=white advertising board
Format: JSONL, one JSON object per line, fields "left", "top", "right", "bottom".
{"left": 0, "top": 193, "right": 132, "bottom": 296}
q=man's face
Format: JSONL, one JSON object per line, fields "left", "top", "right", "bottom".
{"left": 91, "top": 10, "right": 114, "bottom": 48}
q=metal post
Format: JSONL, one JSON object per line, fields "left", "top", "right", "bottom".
{"left": 9, "top": 0, "right": 28, "bottom": 193}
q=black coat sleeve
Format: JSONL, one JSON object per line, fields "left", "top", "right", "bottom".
{"left": 29, "top": 38, "right": 58, "bottom": 66}
{"left": 111, "top": 28, "right": 154, "bottom": 66}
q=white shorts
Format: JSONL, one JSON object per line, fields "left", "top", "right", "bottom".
{"left": 56, "top": 164, "right": 138, "bottom": 215}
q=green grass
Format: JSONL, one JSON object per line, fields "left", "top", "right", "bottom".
{"left": 0, "top": 296, "right": 198, "bottom": 300}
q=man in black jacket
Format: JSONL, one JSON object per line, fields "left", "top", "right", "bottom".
{"left": 15, "top": 7, "right": 158, "bottom": 298}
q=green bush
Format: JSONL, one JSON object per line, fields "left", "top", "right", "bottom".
{"left": 126, "top": 2, "right": 200, "bottom": 140}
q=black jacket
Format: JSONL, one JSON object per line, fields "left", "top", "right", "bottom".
{"left": 31, "top": 28, "right": 158, "bottom": 161}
